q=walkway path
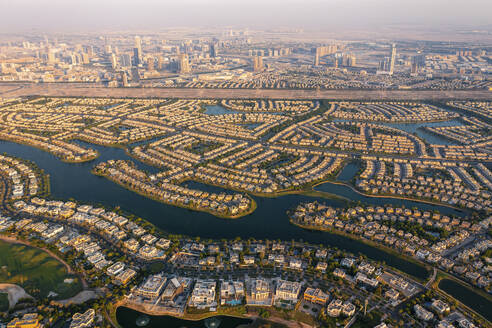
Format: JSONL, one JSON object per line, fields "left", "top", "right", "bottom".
{"left": 425, "top": 268, "right": 437, "bottom": 288}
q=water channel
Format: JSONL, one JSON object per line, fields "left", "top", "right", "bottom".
{"left": 438, "top": 279, "right": 492, "bottom": 322}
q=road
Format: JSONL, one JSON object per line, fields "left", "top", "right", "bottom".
{"left": 0, "top": 83, "right": 491, "bottom": 100}
{"left": 425, "top": 268, "right": 437, "bottom": 288}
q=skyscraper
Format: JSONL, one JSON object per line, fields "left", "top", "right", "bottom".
{"left": 253, "top": 56, "right": 263, "bottom": 72}
{"left": 157, "top": 56, "right": 164, "bottom": 70}
{"left": 314, "top": 50, "right": 320, "bottom": 66}
{"left": 147, "top": 57, "right": 154, "bottom": 71}
{"left": 411, "top": 54, "right": 425, "bottom": 74}
{"left": 133, "top": 36, "right": 143, "bottom": 66}
{"left": 105, "top": 44, "right": 112, "bottom": 54}
{"left": 110, "top": 53, "right": 118, "bottom": 69}
{"left": 120, "top": 54, "right": 132, "bottom": 68}
{"left": 178, "top": 54, "right": 190, "bottom": 74}
{"left": 131, "top": 67, "right": 140, "bottom": 82}
{"left": 133, "top": 47, "right": 141, "bottom": 66}
{"left": 47, "top": 50, "right": 56, "bottom": 64}
{"left": 389, "top": 43, "right": 397, "bottom": 75}
{"left": 210, "top": 43, "right": 219, "bottom": 58}
{"left": 81, "top": 53, "right": 90, "bottom": 65}
{"left": 120, "top": 71, "right": 128, "bottom": 87}
{"left": 135, "top": 36, "right": 142, "bottom": 53}
{"left": 379, "top": 58, "right": 390, "bottom": 72}
{"left": 87, "top": 46, "right": 94, "bottom": 58}
{"left": 348, "top": 54, "right": 357, "bottom": 67}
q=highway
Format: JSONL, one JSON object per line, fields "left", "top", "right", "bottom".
{"left": 0, "top": 83, "right": 491, "bottom": 100}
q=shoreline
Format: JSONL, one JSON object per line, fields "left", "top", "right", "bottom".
{"left": 92, "top": 169, "right": 258, "bottom": 219}
{"left": 178, "top": 177, "right": 350, "bottom": 201}
{"left": 434, "top": 273, "right": 492, "bottom": 324}
{"left": 116, "top": 301, "right": 249, "bottom": 321}
{"left": 289, "top": 219, "right": 430, "bottom": 282}
{"left": 312, "top": 179, "right": 469, "bottom": 214}
{"left": 0, "top": 138, "right": 99, "bottom": 164}
{"left": 113, "top": 303, "right": 307, "bottom": 328}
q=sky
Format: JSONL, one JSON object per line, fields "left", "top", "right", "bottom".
{"left": 0, "top": 0, "right": 491, "bottom": 32}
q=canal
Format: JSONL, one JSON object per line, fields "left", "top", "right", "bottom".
{"left": 438, "top": 279, "right": 492, "bottom": 322}
{"left": 1, "top": 140, "right": 434, "bottom": 279}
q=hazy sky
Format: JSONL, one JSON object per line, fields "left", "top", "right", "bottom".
{"left": 0, "top": 0, "right": 491, "bottom": 32}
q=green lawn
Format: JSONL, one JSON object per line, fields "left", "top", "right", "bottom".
{"left": 0, "top": 292, "right": 9, "bottom": 312}
{"left": 0, "top": 240, "right": 82, "bottom": 299}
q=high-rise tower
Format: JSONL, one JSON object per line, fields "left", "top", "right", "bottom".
{"left": 133, "top": 36, "right": 142, "bottom": 66}
{"left": 389, "top": 43, "right": 397, "bottom": 75}
{"left": 210, "top": 43, "right": 219, "bottom": 58}
{"left": 178, "top": 54, "right": 190, "bottom": 74}
{"left": 253, "top": 56, "right": 263, "bottom": 72}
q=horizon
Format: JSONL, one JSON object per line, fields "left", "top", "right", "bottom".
{"left": 0, "top": 0, "right": 491, "bottom": 34}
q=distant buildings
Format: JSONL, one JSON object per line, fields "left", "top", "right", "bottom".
{"left": 210, "top": 43, "right": 219, "bottom": 58}
{"left": 110, "top": 53, "right": 118, "bottom": 69}
{"left": 120, "top": 54, "right": 132, "bottom": 68}
{"left": 378, "top": 43, "right": 397, "bottom": 75}
{"left": 389, "top": 43, "right": 397, "bottom": 75}
{"left": 133, "top": 36, "right": 142, "bottom": 66}
{"left": 411, "top": 54, "right": 426, "bottom": 74}
{"left": 147, "top": 57, "right": 154, "bottom": 71}
{"left": 47, "top": 50, "right": 56, "bottom": 64}
{"left": 133, "top": 48, "right": 141, "bottom": 66}
{"left": 253, "top": 56, "right": 263, "bottom": 72}
{"left": 178, "top": 54, "right": 191, "bottom": 74}
{"left": 341, "top": 53, "right": 357, "bottom": 67}
{"left": 313, "top": 45, "right": 337, "bottom": 66}
{"left": 120, "top": 71, "right": 128, "bottom": 87}
{"left": 314, "top": 51, "right": 320, "bottom": 66}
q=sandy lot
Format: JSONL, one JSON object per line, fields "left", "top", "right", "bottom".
{"left": 0, "top": 283, "right": 33, "bottom": 309}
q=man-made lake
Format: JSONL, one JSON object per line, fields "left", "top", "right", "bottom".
{"left": 336, "top": 161, "right": 360, "bottom": 182}
{"left": 116, "top": 307, "right": 252, "bottom": 328}
{"left": 314, "top": 182, "right": 465, "bottom": 217}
